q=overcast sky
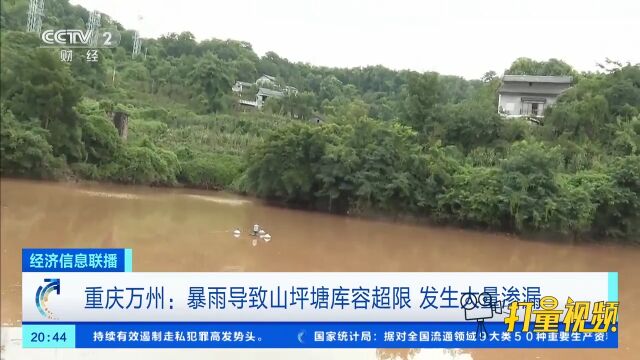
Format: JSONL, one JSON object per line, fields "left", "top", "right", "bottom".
{"left": 70, "top": 0, "right": 639, "bottom": 79}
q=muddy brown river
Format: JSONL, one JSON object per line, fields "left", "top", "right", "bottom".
{"left": 1, "top": 179, "right": 638, "bottom": 359}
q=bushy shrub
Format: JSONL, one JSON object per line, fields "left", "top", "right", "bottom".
{"left": 80, "top": 114, "right": 121, "bottom": 164}
{"left": 70, "top": 162, "right": 100, "bottom": 180}
{"left": 101, "top": 144, "right": 180, "bottom": 185}
{"left": 138, "top": 107, "right": 170, "bottom": 122}
{"left": 598, "top": 155, "right": 640, "bottom": 239}
{"left": 128, "top": 119, "right": 168, "bottom": 141}
{"left": 437, "top": 166, "right": 508, "bottom": 228}
{"left": 178, "top": 153, "right": 243, "bottom": 189}
{"left": 499, "top": 140, "right": 563, "bottom": 232}
{"left": 0, "top": 113, "right": 66, "bottom": 179}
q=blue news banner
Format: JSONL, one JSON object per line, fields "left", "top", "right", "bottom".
{"left": 23, "top": 248, "right": 132, "bottom": 272}
{"left": 22, "top": 248, "right": 618, "bottom": 349}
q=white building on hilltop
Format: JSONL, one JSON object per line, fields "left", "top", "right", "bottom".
{"left": 232, "top": 75, "right": 298, "bottom": 110}
{"left": 498, "top": 75, "right": 573, "bottom": 119}
{"left": 256, "top": 75, "right": 277, "bottom": 87}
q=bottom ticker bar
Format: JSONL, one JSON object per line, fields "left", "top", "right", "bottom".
{"left": 22, "top": 322, "right": 617, "bottom": 349}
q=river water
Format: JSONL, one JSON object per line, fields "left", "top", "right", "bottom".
{"left": 0, "top": 179, "right": 637, "bottom": 359}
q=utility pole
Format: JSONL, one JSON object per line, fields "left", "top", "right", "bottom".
{"left": 132, "top": 15, "right": 143, "bottom": 58}
{"left": 26, "top": 0, "right": 45, "bottom": 33}
{"left": 87, "top": 10, "right": 101, "bottom": 47}
{"left": 132, "top": 31, "right": 141, "bottom": 58}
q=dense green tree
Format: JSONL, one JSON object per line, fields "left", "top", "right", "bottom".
{"left": 265, "top": 92, "right": 316, "bottom": 120}
{"left": 499, "top": 140, "right": 563, "bottom": 232}
{"left": 482, "top": 71, "right": 497, "bottom": 83}
{"left": 0, "top": 110, "right": 65, "bottom": 179}
{"left": 1, "top": 32, "right": 85, "bottom": 161}
{"left": 73, "top": 100, "right": 122, "bottom": 164}
{"left": 438, "top": 165, "right": 507, "bottom": 228}
{"left": 401, "top": 72, "right": 440, "bottom": 131}
{"left": 178, "top": 153, "right": 243, "bottom": 189}
{"left": 69, "top": 50, "right": 108, "bottom": 90}
{"left": 233, "top": 58, "right": 258, "bottom": 82}
{"left": 0, "top": 0, "right": 28, "bottom": 30}
{"left": 318, "top": 75, "right": 344, "bottom": 102}
{"left": 245, "top": 123, "right": 327, "bottom": 204}
{"left": 101, "top": 141, "right": 180, "bottom": 185}
{"left": 187, "top": 53, "right": 234, "bottom": 113}
{"left": 431, "top": 99, "right": 503, "bottom": 152}
{"left": 506, "top": 57, "right": 576, "bottom": 76}
{"left": 545, "top": 63, "right": 640, "bottom": 147}
{"left": 603, "top": 64, "right": 640, "bottom": 117}
{"left": 599, "top": 155, "right": 640, "bottom": 238}
{"left": 159, "top": 31, "right": 198, "bottom": 58}
{"left": 257, "top": 51, "right": 283, "bottom": 77}
{"left": 1, "top": 36, "right": 80, "bottom": 129}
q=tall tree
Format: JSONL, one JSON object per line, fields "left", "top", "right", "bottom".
{"left": 401, "top": 72, "right": 440, "bottom": 131}
{"left": 505, "top": 57, "right": 575, "bottom": 76}
{"left": 188, "top": 53, "right": 234, "bottom": 113}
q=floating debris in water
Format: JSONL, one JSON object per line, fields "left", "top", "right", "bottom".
{"left": 251, "top": 239, "right": 258, "bottom": 247}
{"left": 186, "top": 194, "right": 250, "bottom": 206}
{"left": 78, "top": 190, "right": 142, "bottom": 200}
{"left": 233, "top": 229, "right": 241, "bottom": 238}
{"left": 263, "top": 233, "right": 272, "bottom": 242}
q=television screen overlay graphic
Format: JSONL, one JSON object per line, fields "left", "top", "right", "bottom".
{"left": 39, "top": 28, "right": 121, "bottom": 64}
{"left": 21, "top": 248, "right": 619, "bottom": 349}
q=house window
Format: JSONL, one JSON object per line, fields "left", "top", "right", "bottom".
{"left": 520, "top": 97, "right": 547, "bottom": 116}
{"left": 521, "top": 102, "right": 544, "bottom": 116}
{"left": 531, "top": 103, "right": 539, "bottom": 115}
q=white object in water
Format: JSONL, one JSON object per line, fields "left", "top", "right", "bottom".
{"left": 253, "top": 224, "right": 260, "bottom": 233}
{"left": 263, "top": 233, "right": 272, "bottom": 242}
{"left": 258, "top": 229, "right": 266, "bottom": 235}
{"left": 251, "top": 239, "right": 258, "bottom": 247}
{"left": 233, "top": 229, "right": 241, "bottom": 237}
